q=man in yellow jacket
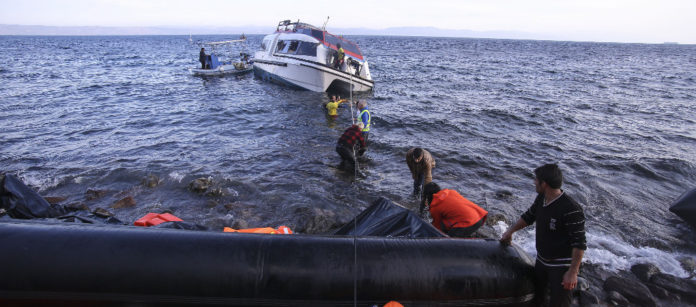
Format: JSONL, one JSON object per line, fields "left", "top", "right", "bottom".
{"left": 325, "top": 95, "right": 345, "bottom": 118}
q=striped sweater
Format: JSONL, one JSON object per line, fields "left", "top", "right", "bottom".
{"left": 521, "top": 192, "right": 586, "bottom": 267}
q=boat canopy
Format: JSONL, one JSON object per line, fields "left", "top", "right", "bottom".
{"left": 275, "top": 33, "right": 320, "bottom": 43}
{"left": 275, "top": 20, "right": 364, "bottom": 61}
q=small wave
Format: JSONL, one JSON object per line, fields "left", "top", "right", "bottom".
{"left": 374, "top": 96, "right": 394, "bottom": 101}
{"left": 14, "top": 171, "right": 62, "bottom": 192}
{"left": 492, "top": 222, "right": 692, "bottom": 278}
{"left": 169, "top": 171, "right": 185, "bottom": 183}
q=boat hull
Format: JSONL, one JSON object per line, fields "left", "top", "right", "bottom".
{"left": 190, "top": 65, "right": 253, "bottom": 76}
{"left": 253, "top": 58, "right": 373, "bottom": 92}
{"left": 0, "top": 221, "right": 535, "bottom": 306}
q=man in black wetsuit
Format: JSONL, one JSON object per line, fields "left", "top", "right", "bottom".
{"left": 500, "top": 163, "right": 586, "bottom": 307}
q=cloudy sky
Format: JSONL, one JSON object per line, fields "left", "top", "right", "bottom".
{"left": 1, "top": 0, "right": 693, "bottom": 43}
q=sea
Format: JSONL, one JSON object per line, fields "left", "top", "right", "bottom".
{"left": 1, "top": 34, "right": 695, "bottom": 278}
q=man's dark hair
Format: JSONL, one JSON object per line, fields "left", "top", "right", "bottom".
{"left": 423, "top": 182, "right": 441, "bottom": 205}
{"left": 534, "top": 163, "right": 563, "bottom": 189}
{"left": 413, "top": 148, "right": 423, "bottom": 160}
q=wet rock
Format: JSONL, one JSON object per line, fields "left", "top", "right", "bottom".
{"left": 578, "top": 289, "right": 600, "bottom": 306}
{"left": 221, "top": 214, "right": 235, "bottom": 226}
{"left": 603, "top": 276, "right": 656, "bottom": 307}
{"left": 142, "top": 175, "right": 160, "bottom": 188}
{"left": 232, "top": 219, "right": 248, "bottom": 229}
{"left": 631, "top": 263, "right": 660, "bottom": 283}
{"left": 606, "top": 290, "right": 629, "bottom": 306}
{"left": 485, "top": 213, "right": 509, "bottom": 226}
{"left": 667, "top": 292, "right": 682, "bottom": 303}
{"left": 206, "top": 187, "right": 225, "bottom": 197}
{"left": 294, "top": 207, "right": 341, "bottom": 234}
{"left": 577, "top": 276, "right": 590, "bottom": 292}
{"left": 643, "top": 239, "right": 672, "bottom": 252}
{"left": 645, "top": 283, "right": 670, "bottom": 300}
{"left": 494, "top": 190, "right": 514, "bottom": 199}
{"left": 189, "top": 177, "right": 212, "bottom": 193}
{"left": 44, "top": 196, "right": 67, "bottom": 204}
{"left": 85, "top": 189, "right": 109, "bottom": 200}
{"left": 65, "top": 202, "right": 89, "bottom": 211}
{"left": 0, "top": 208, "right": 6, "bottom": 217}
{"left": 471, "top": 224, "right": 497, "bottom": 239}
{"left": 649, "top": 272, "right": 696, "bottom": 302}
{"left": 111, "top": 196, "right": 136, "bottom": 209}
{"left": 92, "top": 208, "right": 114, "bottom": 218}
{"left": 678, "top": 256, "right": 696, "bottom": 278}
{"left": 205, "top": 200, "right": 219, "bottom": 208}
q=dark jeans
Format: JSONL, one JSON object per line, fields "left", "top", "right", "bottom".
{"left": 201, "top": 61, "right": 205, "bottom": 69}
{"left": 413, "top": 173, "right": 425, "bottom": 194}
{"left": 533, "top": 261, "right": 573, "bottom": 307}
{"left": 447, "top": 216, "right": 486, "bottom": 238}
{"left": 336, "top": 144, "right": 356, "bottom": 165}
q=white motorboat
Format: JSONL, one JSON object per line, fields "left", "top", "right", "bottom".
{"left": 190, "top": 39, "right": 254, "bottom": 76}
{"left": 253, "top": 20, "right": 374, "bottom": 92}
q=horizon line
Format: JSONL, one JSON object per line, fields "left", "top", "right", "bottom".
{"left": 0, "top": 23, "right": 688, "bottom": 45}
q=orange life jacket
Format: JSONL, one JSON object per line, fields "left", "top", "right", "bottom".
{"left": 429, "top": 189, "right": 488, "bottom": 232}
{"left": 134, "top": 213, "right": 183, "bottom": 227}
{"left": 223, "top": 225, "right": 293, "bottom": 234}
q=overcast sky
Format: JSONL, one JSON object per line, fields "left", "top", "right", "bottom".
{"left": 1, "top": 0, "right": 693, "bottom": 43}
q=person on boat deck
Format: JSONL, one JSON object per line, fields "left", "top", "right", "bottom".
{"left": 325, "top": 95, "right": 346, "bottom": 118}
{"left": 336, "top": 122, "right": 366, "bottom": 170}
{"left": 199, "top": 48, "right": 207, "bottom": 69}
{"left": 499, "top": 163, "right": 586, "bottom": 307}
{"left": 355, "top": 100, "right": 371, "bottom": 145}
{"left": 421, "top": 182, "right": 488, "bottom": 238}
{"left": 406, "top": 147, "right": 436, "bottom": 197}
{"left": 334, "top": 43, "right": 345, "bottom": 69}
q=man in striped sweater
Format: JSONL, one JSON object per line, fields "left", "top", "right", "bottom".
{"left": 500, "top": 163, "right": 586, "bottom": 307}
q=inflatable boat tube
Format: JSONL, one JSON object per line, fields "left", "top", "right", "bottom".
{"left": 670, "top": 187, "right": 696, "bottom": 228}
{"left": 0, "top": 221, "right": 535, "bottom": 306}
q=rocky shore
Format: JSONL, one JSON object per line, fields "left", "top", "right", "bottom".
{"left": 475, "top": 218, "right": 696, "bottom": 307}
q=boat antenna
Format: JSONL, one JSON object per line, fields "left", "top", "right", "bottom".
{"left": 322, "top": 16, "right": 330, "bottom": 31}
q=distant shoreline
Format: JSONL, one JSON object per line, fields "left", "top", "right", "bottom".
{"left": 0, "top": 24, "right": 687, "bottom": 45}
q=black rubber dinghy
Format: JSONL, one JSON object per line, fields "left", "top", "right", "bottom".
{"left": 670, "top": 187, "right": 696, "bottom": 229}
{"left": 0, "top": 220, "right": 535, "bottom": 306}
{"left": 0, "top": 174, "right": 535, "bottom": 306}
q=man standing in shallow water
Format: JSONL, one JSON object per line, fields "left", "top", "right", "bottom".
{"left": 500, "top": 163, "right": 586, "bottom": 307}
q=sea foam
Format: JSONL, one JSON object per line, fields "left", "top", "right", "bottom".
{"left": 493, "top": 221, "right": 693, "bottom": 278}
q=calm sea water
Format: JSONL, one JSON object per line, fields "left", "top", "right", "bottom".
{"left": 1, "top": 35, "right": 695, "bottom": 277}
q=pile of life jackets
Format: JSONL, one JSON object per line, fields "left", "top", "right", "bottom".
{"left": 134, "top": 212, "right": 292, "bottom": 234}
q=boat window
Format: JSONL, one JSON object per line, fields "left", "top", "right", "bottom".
{"left": 261, "top": 40, "right": 268, "bottom": 51}
{"left": 276, "top": 40, "right": 286, "bottom": 52}
{"left": 296, "top": 42, "right": 318, "bottom": 56}
{"left": 287, "top": 41, "right": 300, "bottom": 54}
